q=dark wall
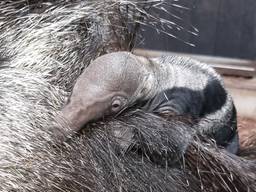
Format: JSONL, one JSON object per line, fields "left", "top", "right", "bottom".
{"left": 138, "top": 0, "right": 256, "bottom": 60}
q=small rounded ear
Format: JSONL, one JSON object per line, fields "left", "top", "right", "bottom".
{"left": 131, "top": 72, "right": 155, "bottom": 103}
{"left": 135, "top": 55, "right": 149, "bottom": 65}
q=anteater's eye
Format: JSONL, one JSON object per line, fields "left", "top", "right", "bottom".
{"left": 111, "top": 96, "right": 127, "bottom": 113}
{"left": 111, "top": 99, "right": 122, "bottom": 112}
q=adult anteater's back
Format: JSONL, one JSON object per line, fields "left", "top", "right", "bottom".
{"left": 0, "top": 1, "right": 254, "bottom": 192}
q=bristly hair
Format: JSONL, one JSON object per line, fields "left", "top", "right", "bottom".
{"left": 0, "top": 1, "right": 255, "bottom": 192}
{"left": 0, "top": 1, "right": 198, "bottom": 190}
{"left": 0, "top": 0, "right": 197, "bottom": 92}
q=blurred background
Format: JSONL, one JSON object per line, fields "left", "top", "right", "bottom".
{"left": 138, "top": 0, "right": 256, "bottom": 59}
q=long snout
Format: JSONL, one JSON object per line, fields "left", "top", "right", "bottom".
{"left": 60, "top": 102, "right": 93, "bottom": 132}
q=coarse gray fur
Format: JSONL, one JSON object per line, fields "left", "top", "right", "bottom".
{"left": 0, "top": 1, "right": 252, "bottom": 191}
{"left": 63, "top": 51, "right": 238, "bottom": 153}
{"left": 0, "top": 0, "right": 206, "bottom": 190}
